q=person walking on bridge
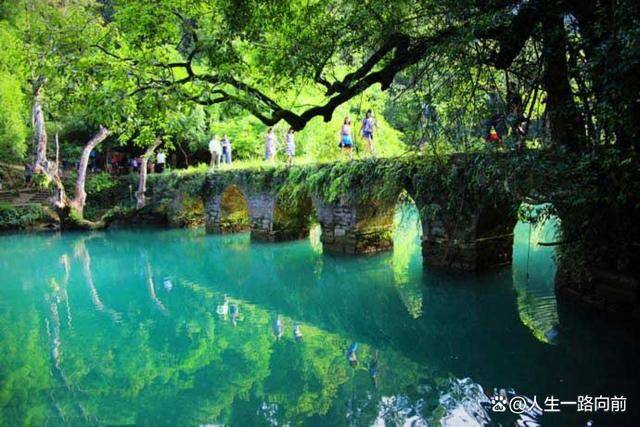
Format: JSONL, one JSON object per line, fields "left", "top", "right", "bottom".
{"left": 155, "top": 151, "right": 167, "bottom": 173}
{"left": 221, "top": 134, "right": 232, "bottom": 165}
{"left": 339, "top": 117, "right": 354, "bottom": 160}
{"left": 209, "top": 134, "right": 221, "bottom": 168}
{"left": 265, "top": 127, "right": 278, "bottom": 162}
{"left": 285, "top": 128, "right": 296, "bottom": 167}
{"left": 360, "top": 109, "right": 378, "bottom": 155}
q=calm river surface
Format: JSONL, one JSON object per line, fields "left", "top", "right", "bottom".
{"left": 0, "top": 205, "right": 638, "bottom": 426}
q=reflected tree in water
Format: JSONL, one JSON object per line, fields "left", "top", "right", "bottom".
{"left": 512, "top": 211, "right": 560, "bottom": 344}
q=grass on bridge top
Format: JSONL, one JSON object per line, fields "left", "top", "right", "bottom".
{"left": 166, "top": 145, "right": 545, "bottom": 180}
{"left": 169, "top": 153, "right": 412, "bottom": 176}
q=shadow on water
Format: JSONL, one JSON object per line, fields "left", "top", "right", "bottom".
{"left": 0, "top": 207, "right": 639, "bottom": 425}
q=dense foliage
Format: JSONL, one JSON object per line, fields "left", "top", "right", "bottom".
{"left": 2, "top": 0, "right": 638, "bottom": 167}
{"left": 0, "top": 204, "right": 51, "bottom": 231}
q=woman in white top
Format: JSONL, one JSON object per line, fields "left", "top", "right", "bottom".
{"left": 285, "top": 128, "right": 295, "bottom": 166}
{"left": 155, "top": 151, "right": 167, "bottom": 173}
{"left": 208, "top": 134, "right": 221, "bottom": 168}
{"left": 265, "top": 127, "right": 278, "bottom": 162}
{"left": 339, "top": 117, "right": 353, "bottom": 160}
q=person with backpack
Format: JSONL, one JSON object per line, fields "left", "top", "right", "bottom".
{"left": 359, "top": 109, "right": 378, "bottom": 155}
{"left": 487, "top": 127, "right": 502, "bottom": 145}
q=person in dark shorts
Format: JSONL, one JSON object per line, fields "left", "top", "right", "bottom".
{"left": 360, "top": 109, "right": 377, "bottom": 155}
{"left": 24, "top": 163, "right": 33, "bottom": 185}
{"left": 155, "top": 151, "right": 166, "bottom": 173}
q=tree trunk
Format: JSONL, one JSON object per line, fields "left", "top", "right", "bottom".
{"left": 32, "top": 84, "right": 49, "bottom": 172}
{"left": 571, "top": 2, "right": 640, "bottom": 150}
{"left": 30, "top": 81, "right": 110, "bottom": 227}
{"left": 177, "top": 140, "right": 190, "bottom": 167}
{"left": 55, "top": 132, "right": 60, "bottom": 175}
{"left": 31, "top": 82, "right": 67, "bottom": 209}
{"left": 69, "top": 126, "right": 110, "bottom": 217}
{"left": 541, "top": 12, "right": 586, "bottom": 150}
{"left": 136, "top": 139, "right": 161, "bottom": 209}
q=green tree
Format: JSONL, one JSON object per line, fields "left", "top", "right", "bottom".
{"left": 0, "top": 20, "right": 28, "bottom": 162}
{"left": 99, "top": 0, "right": 639, "bottom": 153}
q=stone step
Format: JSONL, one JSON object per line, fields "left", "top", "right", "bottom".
{"left": 0, "top": 190, "right": 51, "bottom": 207}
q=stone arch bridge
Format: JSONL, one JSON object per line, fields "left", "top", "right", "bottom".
{"left": 146, "top": 153, "right": 539, "bottom": 272}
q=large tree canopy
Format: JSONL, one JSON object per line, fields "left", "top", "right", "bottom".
{"left": 92, "top": 0, "right": 639, "bottom": 151}
{"left": 1, "top": 0, "right": 638, "bottom": 169}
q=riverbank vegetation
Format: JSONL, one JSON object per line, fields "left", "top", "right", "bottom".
{"left": 0, "top": 203, "right": 52, "bottom": 231}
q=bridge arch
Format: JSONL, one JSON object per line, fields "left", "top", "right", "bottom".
{"left": 391, "top": 190, "right": 425, "bottom": 318}
{"left": 392, "top": 190, "right": 424, "bottom": 264}
{"left": 270, "top": 189, "right": 315, "bottom": 242}
{"left": 312, "top": 187, "right": 422, "bottom": 255}
{"left": 512, "top": 202, "right": 560, "bottom": 344}
{"left": 167, "top": 194, "right": 206, "bottom": 228}
{"left": 205, "top": 184, "right": 250, "bottom": 233}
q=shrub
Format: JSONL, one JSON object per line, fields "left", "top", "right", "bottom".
{"left": 0, "top": 204, "right": 48, "bottom": 230}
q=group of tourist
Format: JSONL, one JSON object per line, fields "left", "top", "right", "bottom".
{"left": 264, "top": 127, "right": 297, "bottom": 166}
{"left": 207, "top": 134, "right": 233, "bottom": 167}
{"left": 112, "top": 151, "right": 168, "bottom": 175}
{"left": 338, "top": 109, "right": 378, "bottom": 160}
{"left": 14, "top": 111, "right": 379, "bottom": 187}
{"left": 207, "top": 110, "right": 379, "bottom": 167}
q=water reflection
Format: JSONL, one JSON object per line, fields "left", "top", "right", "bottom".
{"left": 512, "top": 213, "right": 560, "bottom": 344}
{"left": 143, "top": 251, "right": 169, "bottom": 315}
{"left": 74, "top": 236, "right": 122, "bottom": 322}
{"left": 391, "top": 199, "right": 424, "bottom": 319}
{"left": 272, "top": 314, "right": 284, "bottom": 340}
{"left": 0, "top": 223, "right": 638, "bottom": 425}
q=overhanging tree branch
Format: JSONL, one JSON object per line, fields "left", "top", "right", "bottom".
{"left": 124, "top": 1, "right": 548, "bottom": 130}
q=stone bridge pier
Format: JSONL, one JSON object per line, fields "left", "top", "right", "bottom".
{"left": 314, "top": 194, "right": 395, "bottom": 255}
{"left": 205, "top": 184, "right": 313, "bottom": 242}
{"left": 246, "top": 191, "right": 278, "bottom": 240}
{"left": 419, "top": 202, "right": 518, "bottom": 271}
{"left": 200, "top": 177, "right": 518, "bottom": 271}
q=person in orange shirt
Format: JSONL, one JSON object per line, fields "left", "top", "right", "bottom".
{"left": 487, "top": 127, "right": 502, "bottom": 144}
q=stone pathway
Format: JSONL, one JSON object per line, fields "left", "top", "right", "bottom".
{"left": 0, "top": 189, "right": 51, "bottom": 207}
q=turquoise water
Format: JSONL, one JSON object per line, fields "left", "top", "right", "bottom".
{"left": 0, "top": 205, "right": 638, "bottom": 426}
